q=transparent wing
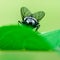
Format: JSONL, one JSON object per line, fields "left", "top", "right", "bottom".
{"left": 20, "top": 7, "right": 32, "bottom": 20}
{"left": 32, "top": 11, "right": 45, "bottom": 22}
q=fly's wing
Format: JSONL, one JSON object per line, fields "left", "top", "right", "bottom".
{"left": 32, "top": 11, "right": 45, "bottom": 22}
{"left": 20, "top": 7, "right": 32, "bottom": 20}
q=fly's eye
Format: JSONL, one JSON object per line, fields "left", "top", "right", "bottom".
{"left": 26, "top": 18, "right": 35, "bottom": 25}
{"left": 24, "top": 17, "right": 37, "bottom": 25}
{"left": 26, "top": 18, "right": 31, "bottom": 23}
{"left": 26, "top": 19, "right": 30, "bottom": 23}
{"left": 31, "top": 20, "right": 35, "bottom": 25}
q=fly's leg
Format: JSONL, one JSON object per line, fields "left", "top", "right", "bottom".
{"left": 18, "top": 20, "right": 21, "bottom": 23}
{"left": 18, "top": 20, "right": 22, "bottom": 26}
{"left": 35, "top": 24, "right": 40, "bottom": 31}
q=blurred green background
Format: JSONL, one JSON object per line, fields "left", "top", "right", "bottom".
{"left": 0, "top": 0, "right": 60, "bottom": 32}
{"left": 0, "top": 51, "right": 60, "bottom": 60}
